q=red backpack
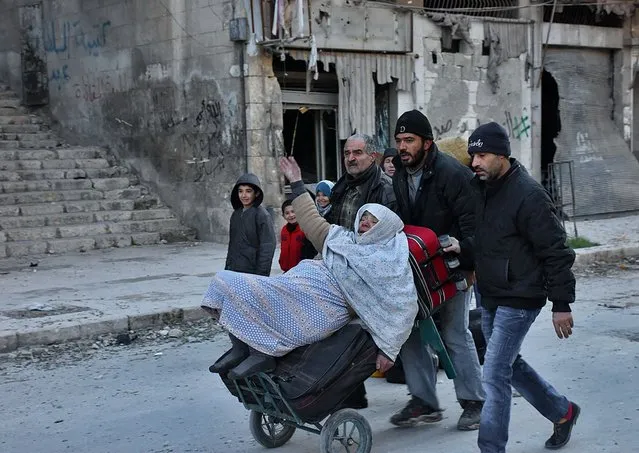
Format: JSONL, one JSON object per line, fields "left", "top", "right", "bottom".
{"left": 404, "top": 225, "right": 470, "bottom": 319}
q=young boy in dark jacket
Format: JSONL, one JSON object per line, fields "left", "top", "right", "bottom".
{"left": 278, "top": 199, "right": 306, "bottom": 272}
{"left": 225, "top": 173, "right": 276, "bottom": 276}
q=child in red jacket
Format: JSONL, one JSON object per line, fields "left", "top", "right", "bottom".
{"left": 278, "top": 199, "right": 307, "bottom": 272}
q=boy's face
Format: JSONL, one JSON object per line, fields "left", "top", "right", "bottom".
{"left": 238, "top": 185, "right": 257, "bottom": 208}
{"left": 283, "top": 205, "right": 297, "bottom": 224}
{"left": 316, "top": 191, "right": 330, "bottom": 208}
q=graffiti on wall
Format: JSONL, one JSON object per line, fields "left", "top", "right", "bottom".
{"left": 183, "top": 133, "right": 226, "bottom": 182}
{"left": 106, "top": 87, "right": 231, "bottom": 182}
{"left": 433, "top": 119, "right": 453, "bottom": 140}
{"left": 194, "top": 99, "right": 222, "bottom": 130}
{"left": 504, "top": 111, "right": 530, "bottom": 140}
{"left": 73, "top": 73, "right": 119, "bottom": 102}
{"left": 44, "top": 19, "right": 111, "bottom": 57}
{"left": 448, "top": 108, "right": 531, "bottom": 141}
{"left": 49, "top": 64, "right": 71, "bottom": 90}
{"left": 184, "top": 98, "right": 226, "bottom": 181}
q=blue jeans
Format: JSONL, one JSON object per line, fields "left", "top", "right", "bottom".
{"left": 401, "top": 290, "right": 485, "bottom": 409}
{"left": 479, "top": 306, "right": 570, "bottom": 453}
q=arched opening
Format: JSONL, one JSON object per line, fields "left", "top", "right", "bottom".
{"left": 541, "top": 69, "right": 561, "bottom": 190}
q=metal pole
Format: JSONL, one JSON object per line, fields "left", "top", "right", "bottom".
{"left": 568, "top": 160, "right": 578, "bottom": 237}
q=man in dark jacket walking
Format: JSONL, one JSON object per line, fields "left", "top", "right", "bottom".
{"left": 225, "top": 173, "right": 276, "bottom": 276}
{"left": 390, "top": 110, "right": 485, "bottom": 431}
{"left": 325, "top": 132, "right": 396, "bottom": 409}
{"left": 447, "top": 122, "right": 579, "bottom": 452}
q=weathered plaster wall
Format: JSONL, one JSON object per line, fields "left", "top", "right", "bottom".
{"left": 399, "top": 16, "right": 535, "bottom": 175}
{"left": 0, "top": 0, "right": 283, "bottom": 242}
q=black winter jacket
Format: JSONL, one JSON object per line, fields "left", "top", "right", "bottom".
{"left": 471, "top": 160, "right": 575, "bottom": 312}
{"left": 325, "top": 163, "right": 396, "bottom": 228}
{"left": 392, "top": 144, "right": 476, "bottom": 269}
{"left": 225, "top": 173, "right": 276, "bottom": 276}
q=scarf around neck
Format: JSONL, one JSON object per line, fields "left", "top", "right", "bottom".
{"left": 316, "top": 202, "right": 332, "bottom": 218}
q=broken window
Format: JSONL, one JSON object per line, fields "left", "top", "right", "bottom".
{"left": 543, "top": 4, "right": 625, "bottom": 27}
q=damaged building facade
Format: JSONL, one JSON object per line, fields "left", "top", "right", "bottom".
{"left": 0, "top": 0, "right": 638, "bottom": 240}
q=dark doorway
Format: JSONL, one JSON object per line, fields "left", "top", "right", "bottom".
{"left": 541, "top": 69, "right": 561, "bottom": 190}
{"left": 375, "top": 81, "right": 391, "bottom": 151}
{"left": 282, "top": 108, "right": 339, "bottom": 183}
{"left": 19, "top": 3, "right": 49, "bottom": 106}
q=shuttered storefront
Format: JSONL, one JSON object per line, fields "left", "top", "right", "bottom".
{"left": 545, "top": 47, "right": 639, "bottom": 217}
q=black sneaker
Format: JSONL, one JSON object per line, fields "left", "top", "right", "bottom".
{"left": 457, "top": 400, "right": 483, "bottom": 431}
{"left": 545, "top": 402, "right": 580, "bottom": 449}
{"left": 390, "top": 397, "right": 443, "bottom": 427}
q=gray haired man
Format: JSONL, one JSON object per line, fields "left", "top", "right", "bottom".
{"left": 325, "top": 133, "right": 396, "bottom": 409}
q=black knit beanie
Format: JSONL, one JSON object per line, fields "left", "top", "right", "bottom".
{"left": 467, "top": 122, "right": 511, "bottom": 157}
{"left": 382, "top": 148, "right": 397, "bottom": 160}
{"left": 394, "top": 110, "right": 434, "bottom": 140}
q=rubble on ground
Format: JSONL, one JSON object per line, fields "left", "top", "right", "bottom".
{"left": 574, "top": 256, "right": 639, "bottom": 277}
{"left": 0, "top": 318, "right": 223, "bottom": 370}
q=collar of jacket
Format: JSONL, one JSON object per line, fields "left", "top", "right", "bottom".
{"left": 471, "top": 158, "right": 521, "bottom": 196}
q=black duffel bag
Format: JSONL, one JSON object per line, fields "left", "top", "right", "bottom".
{"left": 221, "top": 323, "right": 377, "bottom": 423}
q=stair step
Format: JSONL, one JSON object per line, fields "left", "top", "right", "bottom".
{"left": 3, "top": 232, "right": 163, "bottom": 257}
{"left": 14, "top": 199, "right": 135, "bottom": 216}
{"left": 44, "top": 158, "right": 111, "bottom": 170}
{"left": 0, "top": 90, "right": 19, "bottom": 98}
{"left": 0, "top": 147, "right": 106, "bottom": 161}
{"left": 91, "top": 177, "right": 131, "bottom": 191}
{"left": 1, "top": 178, "right": 94, "bottom": 193}
{"left": 0, "top": 189, "right": 106, "bottom": 205}
{"left": 3, "top": 218, "right": 181, "bottom": 241}
{"left": 0, "top": 107, "right": 27, "bottom": 116}
{"left": 0, "top": 98, "right": 21, "bottom": 108}
{"left": 0, "top": 158, "right": 110, "bottom": 170}
{"left": 0, "top": 166, "right": 128, "bottom": 181}
{"left": 0, "top": 124, "right": 45, "bottom": 133}
{"left": 0, "top": 211, "right": 96, "bottom": 229}
{"left": 0, "top": 115, "right": 43, "bottom": 125}
{"left": 56, "top": 147, "right": 106, "bottom": 159}
{"left": 0, "top": 176, "right": 131, "bottom": 192}
{"left": 0, "top": 149, "right": 56, "bottom": 160}
{"left": 0, "top": 132, "right": 52, "bottom": 141}
{"left": 0, "top": 139, "right": 58, "bottom": 149}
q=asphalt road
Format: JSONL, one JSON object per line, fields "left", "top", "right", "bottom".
{"left": 1, "top": 265, "right": 638, "bottom": 453}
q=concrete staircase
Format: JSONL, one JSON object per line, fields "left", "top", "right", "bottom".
{"left": 0, "top": 84, "right": 194, "bottom": 258}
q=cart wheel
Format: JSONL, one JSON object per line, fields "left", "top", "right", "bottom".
{"left": 249, "top": 410, "right": 296, "bottom": 448}
{"left": 320, "top": 409, "right": 372, "bottom": 453}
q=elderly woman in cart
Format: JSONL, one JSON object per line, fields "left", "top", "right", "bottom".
{"left": 202, "top": 156, "right": 418, "bottom": 380}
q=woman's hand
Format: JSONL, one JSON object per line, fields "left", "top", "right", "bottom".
{"left": 279, "top": 156, "right": 303, "bottom": 183}
{"left": 376, "top": 353, "right": 394, "bottom": 373}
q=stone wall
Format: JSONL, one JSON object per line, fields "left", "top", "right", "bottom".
{"left": 399, "top": 16, "right": 535, "bottom": 175}
{"left": 0, "top": 0, "right": 283, "bottom": 242}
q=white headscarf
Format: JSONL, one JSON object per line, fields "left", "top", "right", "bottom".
{"left": 322, "top": 203, "right": 418, "bottom": 360}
